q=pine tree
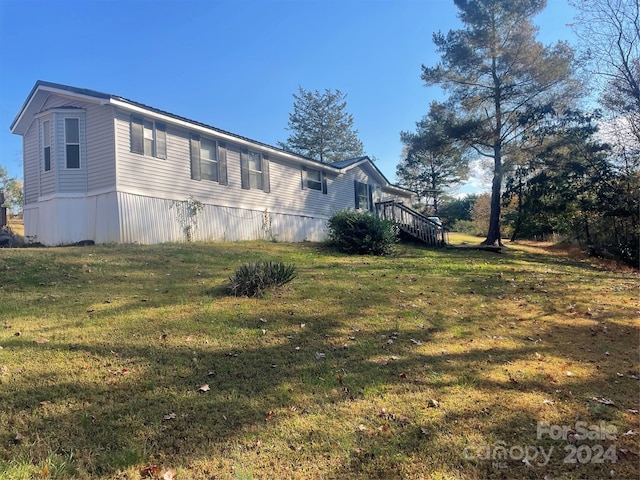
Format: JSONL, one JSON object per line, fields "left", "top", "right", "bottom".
{"left": 279, "top": 87, "right": 364, "bottom": 163}
{"left": 397, "top": 101, "right": 469, "bottom": 214}
{"left": 422, "top": 0, "right": 576, "bottom": 245}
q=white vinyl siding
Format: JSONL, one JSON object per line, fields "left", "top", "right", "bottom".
{"left": 85, "top": 103, "right": 116, "bottom": 192}
{"left": 24, "top": 123, "right": 40, "bottom": 204}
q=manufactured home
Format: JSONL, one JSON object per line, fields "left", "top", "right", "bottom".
{"left": 10, "top": 81, "right": 415, "bottom": 245}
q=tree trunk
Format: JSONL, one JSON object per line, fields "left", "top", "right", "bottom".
{"left": 483, "top": 154, "right": 503, "bottom": 246}
{"left": 484, "top": 54, "right": 504, "bottom": 247}
{"left": 510, "top": 177, "right": 523, "bottom": 242}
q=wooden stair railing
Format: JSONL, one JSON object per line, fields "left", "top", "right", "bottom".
{"left": 375, "top": 200, "right": 446, "bottom": 246}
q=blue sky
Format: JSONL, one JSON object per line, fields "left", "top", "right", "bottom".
{"left": 0, "top": 0, "right": 577, "bottom": 193}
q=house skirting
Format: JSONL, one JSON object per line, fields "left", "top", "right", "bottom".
{"left": 24, "top": 192, "right": 120, "bottom": 245}
{"left": 117, "top": 191, "right": 328, "bottom": 244}
{"left": 24, "top": 191, "right": 329, "bottom": 245}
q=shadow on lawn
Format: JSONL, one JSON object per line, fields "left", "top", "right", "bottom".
{"left": 1, "top": 317, "right": 638, "bottom": 479}
{"left": 0, "top": 244, "right": 638, "bottom": 479}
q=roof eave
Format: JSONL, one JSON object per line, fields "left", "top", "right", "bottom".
{"left": 11, "top": 81, "right": 109, "bottom": 134}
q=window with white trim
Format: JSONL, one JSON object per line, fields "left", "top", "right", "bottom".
{"left": 248, "top": 151, "right": 263, "bottom": 190}
{"left": 65, "top": 118, "right": 80, "bottom": 169}
{"left": 42, "top": 120, "right": 51, "bottom": 172}
{"left": 240, "top": 148, "right": 270, "bottom": 192}
{"left": 200, "top": 138, "right": 218, "bottom": 181}
{"left": 307, "top": 168, "right": 321, "bottom": 190}
{"left": 355, "top": 180, "right": 371, "bottom": 211}
{"left": 301, "top": 166, "right": 327, "bottom": 194}
{"left": 130, "top": 116, "right": 167, "bottom": 159}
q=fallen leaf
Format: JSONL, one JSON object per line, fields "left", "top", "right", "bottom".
{"left": 265, "top": 411, "right": 275, "bottom": 421}
{"left": 198, "top": 384, "right": 210, "bottom": 392}
{"left": 398, "top": 372, "right": 408, "bottom": 379}
{"left": 163, "top": 413, "right": 176, "bottom": 421}
{"left": 315, "top": 352, "right": 325, "bottom": 359}
{"left": 543, "top": 399, "right": 555, "bottom": 405}
{"left": 162, "top": 470, "right": 175, "bottom": 480}
{"left": 207, "top": 370, "right": 216, "bottom": 377}
{"left": 409, "top": 338, "right": 422, "bottom": 345}
{"left": 356, "top": 424, "right": 368, "bottom": 431}
{"left": 13, "top": 433, "right": 24, "bottom": 444}
{"left": 591, "top": 397, "right": 615, "bottom": 406}
{"left": 622, "top": 430, "right": 637, "bottom": 436}
{"left": 420, "top": 427, "right": 429, "bottom": 436}
{"left": 427, "top": 399, "right": 440, "bottom": 408}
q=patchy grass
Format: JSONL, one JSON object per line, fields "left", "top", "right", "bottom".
{"left": 0, "top": 239, "right": 638, "bottom": 479}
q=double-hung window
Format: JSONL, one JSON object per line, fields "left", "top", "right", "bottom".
{"left": 307, "top": 169, "right": 322, "bottom": 190}
{"left": 240, "top": 149, "right": 270, "bottom": 192}
{"left": 65, "top": 118, "right": 81, "bottom": 169}
{"left": 301, "top": 166, "right": 327, "bottom": 194}
{"left": 200, "top": 138, "right": 218, "bottom": 182}
{"left": 190, "top": 134, "right": 228, "bottom": 185}
{"left": 130, "top": 116, "right": 167, "bottom": 159}
{"left": 354, "top": 180, "right": 372, "bottom": 211}
{"left": 42, "top": 120, "right": 51, "bottom": 172}
{"left": 248, "top": 151, "right": 263, "bottom": 190}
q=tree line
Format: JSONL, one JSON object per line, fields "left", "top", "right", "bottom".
{"left": 281, "top": 0, "right": 637, "bottom": 266}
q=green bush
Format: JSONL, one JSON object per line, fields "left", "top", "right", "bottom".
{"left": 228, "top": 261, "right": 296, "bottom": 297}
{"left": 327, "top": 210, "right": 397, "bottom": 255}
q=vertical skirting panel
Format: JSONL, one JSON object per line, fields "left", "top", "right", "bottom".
{"left": 117, "top": 192, "right": 329, "bottom": 244}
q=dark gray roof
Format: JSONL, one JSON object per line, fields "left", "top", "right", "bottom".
{"left": 330, "top": 156, "right": 369, "bottom": 168}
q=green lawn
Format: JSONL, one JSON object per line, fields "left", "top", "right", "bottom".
{"left": 0, "top": 238, "right": 638, "bottom": 479}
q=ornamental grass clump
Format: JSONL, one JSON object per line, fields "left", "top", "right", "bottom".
{"left": 228, "top": 261, "right": 296, "bottom": 297}
{"left": 327, "top": 210, "right": 397, "bottom": 255}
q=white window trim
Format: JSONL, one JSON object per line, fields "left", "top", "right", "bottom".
{"left": 42, "top": 119, "right": 51, "bottom": 173}
{"left": 131, "top": 116, "right": 167, "bottom": 159}
{"left": 64, "top": 117, "right": 81, "bottom": 170}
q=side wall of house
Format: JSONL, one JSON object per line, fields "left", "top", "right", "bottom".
{"left": 23, "top": 122, "right": 40, "bottom": 205}
{"left": 113, "top": 109, "right": 375, "bottom": 243}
